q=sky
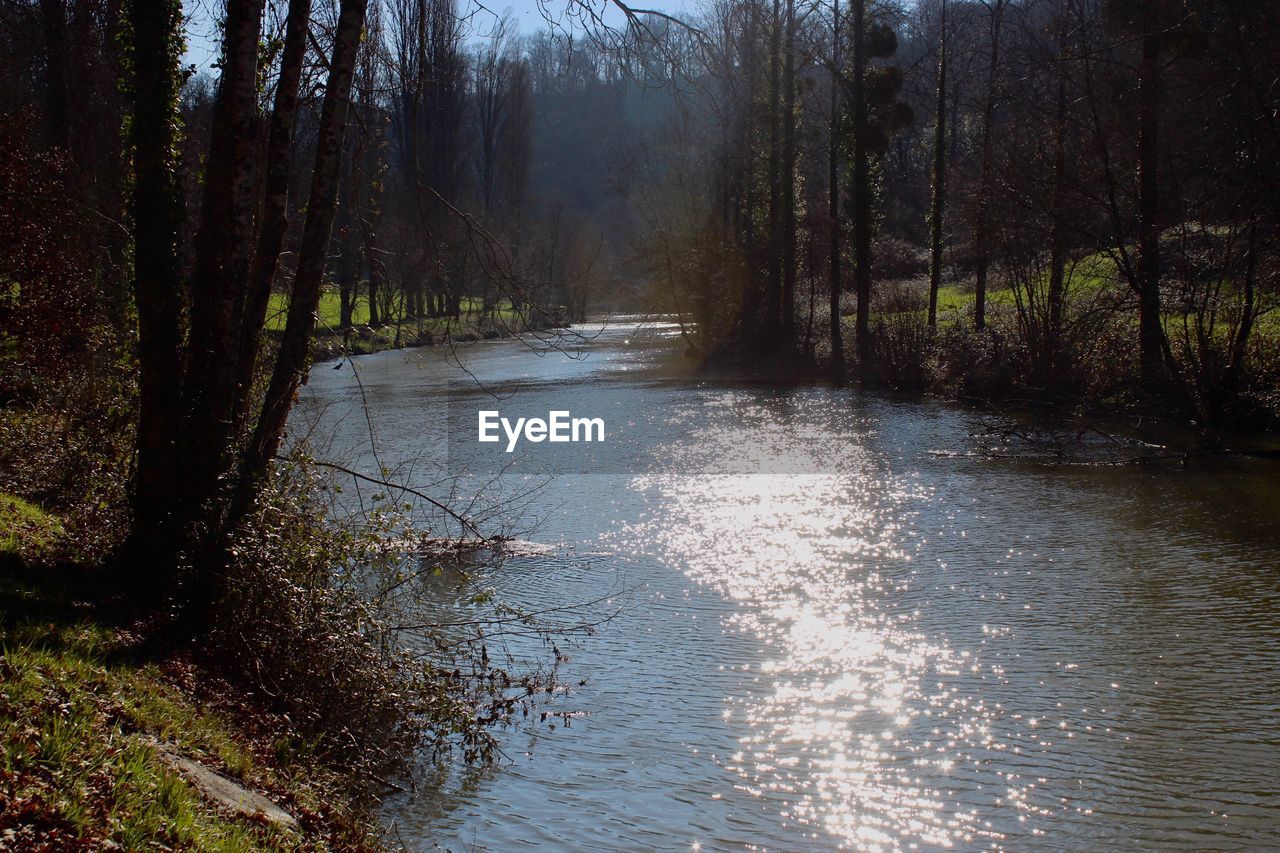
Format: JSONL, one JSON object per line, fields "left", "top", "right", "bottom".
{"left": 181, "top": 0, "right": 693, "bottom": 74}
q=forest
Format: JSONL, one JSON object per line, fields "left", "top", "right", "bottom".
{"left": 1, "top": 0, "right": 1278, "bottom": 847}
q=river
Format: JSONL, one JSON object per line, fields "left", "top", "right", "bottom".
{"left": 297, "top": 319, "right": 1280, "bottom": 850}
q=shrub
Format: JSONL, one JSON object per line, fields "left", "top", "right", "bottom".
{"left": 867, "top": 280, "right": 933, "bottom": 389}
{"left": 872, "top": 235, "right": 928, "bottom": 281}
{"left": 210, "top": 453, "right": 560, "bottom": 778}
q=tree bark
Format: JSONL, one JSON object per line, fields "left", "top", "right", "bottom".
{"left": 851, "top": 0, "right": 872, "bottom": 372}
{"left": 926, "top": 0, "right": 947, "bottom": 328}
{"left": 39, "top": 0, "right": 70, "bottom": 150}
{"left": 1135, "top": 32, "right": 1164, "bottom": 390}
{"left": 766, "top": 0, "right": 783, "bottom": 352}
{"left": 829, "top": 0, "right": 845, "bottom": 383}
{"left": 781, "top": 0, "right": 797, "bottom": 345}
{"left": 179, "top": 0, "right": 265, "bottom": 536}
{"left": 338, "top": 244, "right": 356, "bottom": 329}
{"left": 234, "top": 0, "right": 370, "bottom": 529}
{"left": 972, "top": 0, "right": 1004, "bottom": 331}
{"left": 1046, "top": 18, "right": 1069, "bottom": 378}
{"left": 1223, "top": 220, "right": 1257, "bottom": 399}
{"left": 234, "top": 0, "right": 313, "bottom": 434}
{"left": 124, "top": 0, "right": 185, "bottom": 583}
{"left": 360, "top": 202, "right": 385, "bottom": 326}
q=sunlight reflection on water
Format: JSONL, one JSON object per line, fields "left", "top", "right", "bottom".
{"left": 305, "top": 326, "right": 1280, "bottom": 851}
{"left": 613, "top": 412, "right": 1009, "bottom": 849}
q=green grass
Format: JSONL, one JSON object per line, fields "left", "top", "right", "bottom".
{"left": 0, "top": 635, "right": 280, "bottom": 849}
{"left": 867, "top": 252, "right": 1278, "bottom": 372}
{"left": 930, "top": 254, "right": 1118, "bottom": 320}
{"left": 0, "top": 493, "right": 62, "bottom": 555}
{"left": 0, "top": 494, "right": 379, "bottom": 850}
{"left": 265, "top": 289, "right": 540, "bottom": 358}
{"left": 266, "top": 290, "right": 525, "bottom": 334}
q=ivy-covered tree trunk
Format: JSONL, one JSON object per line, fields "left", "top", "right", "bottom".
{"left": 178, "top": 0, "right": 266, "bottom": 543}
{"left": 124, "top": 0, "right": 185, "bottom": 586}
{"left": 124, "top": 0, "right": 370, "bottom": 621}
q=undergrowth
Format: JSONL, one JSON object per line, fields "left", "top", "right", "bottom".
{"left": 0, "top": 497, "right": 382, "bottom": 850}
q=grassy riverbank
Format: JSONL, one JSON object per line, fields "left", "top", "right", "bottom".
{"left": 267, "top": 290, "right": 559, "bottom": 360}
{"left": 0, "top": 494, "right": 381, "bottom": 850}
{"left": 820, "top": 251, "right": 1280, "bottom": 432}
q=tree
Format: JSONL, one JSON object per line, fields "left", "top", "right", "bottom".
{"left": 766, "top": 0, "right": 783, "bottom": 352}
{"left": 845, "top": 0, "right": 909, "bottom": 374}
{"left": 781, "top": 0, "right": 798, "bottom": 343}
{"left": 828, "top": 0, "right": 846, "bottom": 381}
{"left": 971, "top": 0, "right": 1005, "bottom": 331}
{"left": 926, "top": 0, "right": 947, "bottom": 328}
{"left": 849, "top": 0, "right": 871, "bottom": 369}
{"left": 124, "top": 0, "right": 185, "bottom": 579}
{"left": 124, "top": 0, "right": 371, "bottom": 617}
{"left": 1103, "top": 0, "right": 1198, "bottom": 391}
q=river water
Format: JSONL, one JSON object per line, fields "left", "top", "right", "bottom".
{"left": 297, "top": 320, "right": 1280, "bottom": 850}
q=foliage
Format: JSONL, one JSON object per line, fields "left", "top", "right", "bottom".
{"left": 0, "top": 112, "right": 102, "bottom": 388}
{"left": 866, "top": 280, "right": 933, "bottom": 388}
{"left": 209, "top": 453, "right": 563, "bottom": 777}
{"left": 0, "top": 362, "right": 134, "bottom": 564}
{"left": 0, "top": 502, "right": 381, "bottom": 850}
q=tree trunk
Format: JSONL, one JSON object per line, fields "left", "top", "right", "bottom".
{"left": 926, "top": 0, "right": 947, "bottom": 328}
{"left": 124, "top": 0, "right": 185, "bottom": 585}
{"left": 39, "top": 0, "right": 70, "bottom": 150}
{"left": 361, "top": 206, "right": 384, "bottom": 327}
{"left": 1223, "top": 220, "right": 1257, "bottom": 399}
{"left": 1046, "top": 20, "right": 1069, "bottom": 379}
{"left": 781, "top": 0, "right": 797, "bottom": 346}
{"left": 234, "top": 0, "right": 370, "bottom": 537}
{"left": 766, "top": 0, "right": 783, "bottom": 352}
{"left": 851, "top": 0, "right": 872, "bottom": 372}
{"left": 338, "top": 239, "right": 356, "bottom": 329}
{"left": 178, "top": 0, "right": 265, "bottom": 541}
{"left": 365, "top": 253, "right": 381, "bottom": 326}
{"left": 1135, "top": 33, "right": 1164, "bottom": 390}
{"left": 828, "top": 0, "right": 845, "bottom": 383}
{"left": 234, "top": 0, "right": 312, "bottom": 432}
{"left": 972, "top": 0, "right": 1004, "bottom": 331}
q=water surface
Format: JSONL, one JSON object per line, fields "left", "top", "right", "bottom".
{"left": 298, "top": 321, "right": 1280, "bottom": 850}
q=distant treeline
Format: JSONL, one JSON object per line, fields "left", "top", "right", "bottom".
{"left": 599, "top": 0, "right": 1278, "bottom": 429}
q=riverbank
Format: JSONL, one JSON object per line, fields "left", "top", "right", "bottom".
{"left": 824, "top": 263, "right": 1280, "bottom": 435}
{"left": 0, "top": 494, "right": 382, "bottom": 850}
{"left": 267, "top": 290, "right": 565, "bottom": 360}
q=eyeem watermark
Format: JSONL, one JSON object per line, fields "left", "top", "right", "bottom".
{"left": 478, "top": 410, "right": 605, "bottom": 452}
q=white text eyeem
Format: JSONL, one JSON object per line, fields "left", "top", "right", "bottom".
{"left": 477, "top": 410, "right": 605, "bottom": 452}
